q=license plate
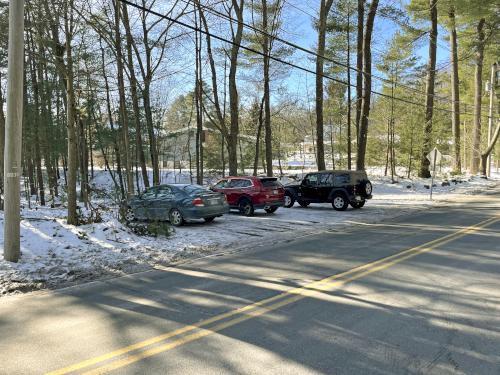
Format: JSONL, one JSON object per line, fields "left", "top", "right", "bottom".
{"left": 272, "top": 190, "right": 278, "bottom": 195}
{"left": 208, "top": 198, "right": 219, "bottom": 205}
{"left": 355, "top": 195, "right": 361, "bottom": 201}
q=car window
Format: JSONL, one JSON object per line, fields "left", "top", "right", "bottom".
{"left": 142, "top": 187, "right": 158, "bottom": 198}
{"left": 260, "top": 178, "right": 282, "bottom": 188}
{"left": 157, "top": 186, "right": 173, "bottom": 197}
{"left": 240, "top": 179, "right": 253, "bottom": 188}
{"left": 333, "top": 173, "right": 350, "bottom": 186}
{"left": 303, "top": 174, "right": 318, "bottom": 186}
{"left": 228, "top": 179, "right": 252, "bottom": 188}
{"left": 318, "top": 173, "right": 333, "bottom": 186}
{"left": 213, "top": 180, "right": 229, "bottom": 189}
{"left": 351, "top": 172, "right": 368, "bottom": 183}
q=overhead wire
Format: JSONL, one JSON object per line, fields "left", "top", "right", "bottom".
{"left": 117, "top": 0, "right": 488, "bottom": 118}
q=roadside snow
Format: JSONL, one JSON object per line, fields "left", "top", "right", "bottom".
{"left": 0, "top": 170, "right": 498, "bottom": 296}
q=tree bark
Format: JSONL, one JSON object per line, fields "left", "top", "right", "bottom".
{"left": 356, "top": 0, "right": 379, "bottom": 170}
{"left": 253, "top": 97, "right": 265, "bottom": 176}
{"left": 471, "top": 18, "right": 486, "bottom": 174}
{"left": 315, "top": 0, "right": 334, "bottom": 171}
{"left": 347, "top": 4, "right": 352, "bottom": 170}
{"left": 0, "top": 71, "right": 5, "bottom": 207}
{"left": 449, "top": 6, "right": 461, "bottom": 174}
{"left": 418, "top": 0, "right": 438, "bottom": 178}
{"left": 262, "top": 0, "right": 273, "bottom": 176}
{"left": 228, "top": 0, "right": 245, "bottom": 176}
{"left": 121, "top": 4, "right": 149, "bottom": 189}
{"left": 355, "top": 0, "right": 364, "bottom": 147}
{"left": 113, "top": 0, "right": 134, "bottom": 196}
{"left": 28, "top": 44, "right": 45, "bottom": 206}
{"left": 100, "top": 42, "right": 125, "bottom": 198}
{"left": 143, "top": 83, "right": 160, "bottom": 184}
{"left": 480, "top": 121, "right": 500, "bottom": 175}
{"left": 194, "top": 6, "right": 204, "bottom": 184}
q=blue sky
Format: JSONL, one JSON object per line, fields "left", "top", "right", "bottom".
{"left": 274, "top": 0, "right": 450, "bottom": 99}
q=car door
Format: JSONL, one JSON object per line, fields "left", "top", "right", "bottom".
{"left": 333, "top": 173, "right": 351, "bottom": 195}
{"left": 317, "top": 172, "right": 334, "bottom": 201}
{"left": 299, "top": 174, "right": 319, "bottom": 202}
{"left": 136, "top": 187, "right": 158, "bottom": 219}
{"left": 212, "top": 179, "right": 233, "bottom": 205}
{"left": 153, "top": 186, "right": 175, "bottom": 220}
{"left": 225, "top": 179, "right": 246, "bottom": 206}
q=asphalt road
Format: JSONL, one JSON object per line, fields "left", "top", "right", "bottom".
{"left": 1, "top": 188, "right": 499, "bottom": 375}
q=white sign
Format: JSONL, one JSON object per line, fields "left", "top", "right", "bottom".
{"left": 426, "top": 147, "right": 442, "bottom": 166}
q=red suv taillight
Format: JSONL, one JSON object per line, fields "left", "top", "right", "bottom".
{"left": 192, "top": 197, "right": 205, "bottom": 207}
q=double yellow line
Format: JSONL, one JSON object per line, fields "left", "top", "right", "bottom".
{"left": 47, "top": 214, "right": 500, "bottom": 375}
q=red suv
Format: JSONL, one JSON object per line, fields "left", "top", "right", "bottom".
{"left": 211, "top": 176, "right": 285, "bottom": 216}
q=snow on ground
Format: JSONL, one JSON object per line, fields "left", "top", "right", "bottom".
{"left": 1, "top": 169, "right": 499, "bottom": 296}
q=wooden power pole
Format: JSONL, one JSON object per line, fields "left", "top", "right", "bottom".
{"left": 3, "top": 0, "right": 25, "bottom": 262}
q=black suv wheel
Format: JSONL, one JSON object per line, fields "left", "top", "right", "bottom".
{"left": 332, "top": 193, "right": 349, "bottom": 211}
{"left": 284, "top": 192, "right": 295, "bottom": 208}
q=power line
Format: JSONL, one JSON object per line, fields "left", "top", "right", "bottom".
{"left": 117, "top": 0, "right": 487, "bottom": 118}
{"left": 280, "top": 0, "right": 486, "bottom": 109}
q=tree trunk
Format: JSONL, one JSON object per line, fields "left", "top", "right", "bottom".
{"left": 51, "top": 0, "right": 79, "bottom": 224}
{"left": 471, "top": 18, "right": 486, "bottom": 174}
{"left": 100, "top": 42, "right": 125, "bottom": 198}
{"left": 195, "top": 6, "right": 204, "bottom": 184}
{"left": 253, "top": 97, "right": 265, "bottom": 176}
{"left": 77, "top": 116, "right": 88, "bottom": 205}
{"left": 65, "top": 54, "right": 78, "bottom": 225}
{"left": 228, "top": 0, "right": 245, "bottom": 176}
{"left": 114, "top": 0, "right": 133, "bottom": 196}
{"left": 356, "top": 0, "right": 379, "bottom": 170}
{"left": 0, "top": 71, "right": 5, "bottom": 208}
{"left": 143, "top": 83, "right": 160, "bottom": 185}
{"left": 347, "top": 5, "right": 352, "bottom": 170}
{"left": 418, "top": 0, "right": 438, "bottom": 178}
{"left": 355, "top": 0, "right": 364, "bottom": 146}
{"left": 315, "top": 0, "right": 334, "bottom": 171}
{"left": 480, "top": 121, "right": 500, "bottom": 175}
{"left": 121, "top": 4, "right": 149, "bottom": 189}
{"left": 262, "top": 0, "right": 273, "bottom": 176}
{"left": 449, "top": 6, "right": 461, "bottom": 174}
{"left": 29, "top": 53, "right": 45, "bottom": 206}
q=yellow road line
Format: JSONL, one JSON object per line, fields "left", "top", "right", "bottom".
{"left": 46, "top": 215, "right": 500, "bottom": 375}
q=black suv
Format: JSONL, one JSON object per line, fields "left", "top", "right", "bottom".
{"left": 284, "top": 170, "right": 373, "bottom": 211}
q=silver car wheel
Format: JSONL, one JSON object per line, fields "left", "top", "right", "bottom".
{"left": 333, "top": 196, "right": 345, "bottom": 209}
{"left": 125, "top": 208, "right": 135, "bottom": 221}
{"left": 284, "top": 195, "right": 292, "bottom": 207}
{"left": 170, "top": 209, "right": 183, "bottom": 226}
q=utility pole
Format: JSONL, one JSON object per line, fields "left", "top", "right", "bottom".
{"left": 3, "top": 0, "right": 25, "bottom": 262}
{"left": 486, "top": 62, "right": 497, "bottom": 177}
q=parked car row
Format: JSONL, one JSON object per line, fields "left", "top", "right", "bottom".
{"left": 125, "top": 170, "right": 373, "bottom": 226}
